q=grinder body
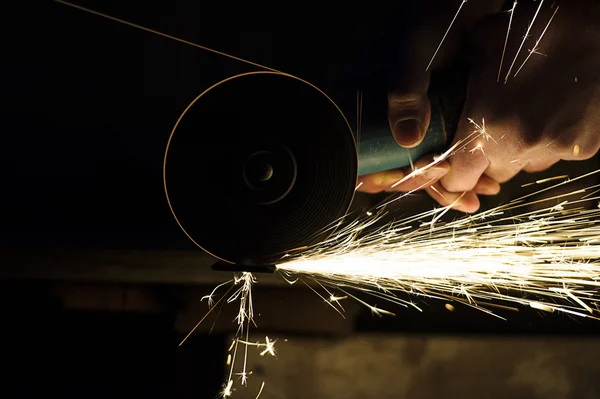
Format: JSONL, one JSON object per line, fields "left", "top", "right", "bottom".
{"left": 356, "top": 101, "right": 447, "bottom": 176}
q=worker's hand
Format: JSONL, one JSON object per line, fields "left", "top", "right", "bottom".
{"left": 359, "top": 1, "right": 600, "bottom": 213}
{"left": 441, "top": 2, "right": 600, "bottom": 196}
{"left": 357, "top": 155, "right": 500, "bottom": 213}
{"left": 385, "top": 1, "right": 507, "bottom": 149}
{"left": 357, "top": 0, "right": 505, "bottom": 212}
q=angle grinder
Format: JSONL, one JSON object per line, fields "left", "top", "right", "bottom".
{"left": 163, "top": 71, "right": 459, "bottom": 271}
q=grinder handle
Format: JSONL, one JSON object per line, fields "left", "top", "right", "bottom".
{"left": 354, "top": 61, "right": 467, "bottom": 177}
{"left": 356, "top": 100, "right": 449, "bottom": 176}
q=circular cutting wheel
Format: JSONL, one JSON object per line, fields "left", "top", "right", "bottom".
{"left": 164, "top": 71, "right": 357, "bottom": 265}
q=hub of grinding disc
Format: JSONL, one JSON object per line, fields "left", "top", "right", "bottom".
{"left": 241, "top": 144, "right": 297, "bottom": 205}
{"left": 164, "top": 72, "right": 357, "bottom": 265}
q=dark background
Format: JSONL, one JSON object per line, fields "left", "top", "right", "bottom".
{"left": 1, "top": 1, "right": 600, "bottom": 398}
{"left": 2, "top": 0, "right": 399, "bottom": 249}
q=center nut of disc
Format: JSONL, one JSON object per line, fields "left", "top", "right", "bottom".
{"left": 242, "top": 147, "right": 297, "bottom": 205}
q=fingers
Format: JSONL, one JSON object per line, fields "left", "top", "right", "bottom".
{"left": 386, "top": 161, "right": 449, "bottom": 192}
{"left": 358, "top": 153, "right": 499, "bottom": 189}
{"left": 357, "top": 153, "right": 502, "bottom": 215}
{"left": 441, "top": 143, "right": 490, "bottom": 192}
{"left": 357, "top": 155, "right": 450, "bottom": 193}
{"left": 425, "top": 183, "right": 481, "bottom": 214}
{"left": 473, "top": 175, "right": 501, "bottom": 195}
{"left": 357, "top": 169, "right": 407, "bottom": 194}
{"left": 424, "top": 175, "right": 500, "bottom": 214}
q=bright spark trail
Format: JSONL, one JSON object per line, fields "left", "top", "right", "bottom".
{"left": 504, "top": 0, "right": 546, "bottom": 82}
{"left": 426, "top": 0, "right": 468, "bottom": 71}
{"left": 514, "top": 5, "right": 560, "bottom": 77}
{"left": 498, "top": 1, "right": 518, "bottom": 82}
{"left": 277, "top": 172, "right": 600, "bottom": 320}
{"left": 179, "top": 272, "right": 274, "bottom": 398}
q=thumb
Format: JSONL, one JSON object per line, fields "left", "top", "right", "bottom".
{"left": 388, "top": 91, "right": 431, "bottom": 148}
{"left": 387, "top": 71, "right": 431, "bottom": 149}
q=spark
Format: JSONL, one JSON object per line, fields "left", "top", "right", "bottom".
{"left": 511, "top": 169, "right": 600, "bottom": 203}
{"left": 255, "top": 382, "right": 266, "bottom": 399}
{"left": 407, "top": 149, "right": 415, "bottom": 172}
{"left": 221, "top": 380, "right": 234, "bottom": 398}
{"left": 260, "top": 336, "right": 277, "bottom": 357}
{"left": 498, "top": 1, "right": 518, "bottom": 82}
{"left": 514, "top": 6, "right": 560, "bottom": 77}
{"left": 505, "top": 0, "right": 546, "bottom": 83}
{"left": 237, "top": 336, "right": 278, "bottom": 357}
{"left": 201, "top": 279, "right": 233, "bottom": 307}
{"left": 581, "top": 188, "right": 600, "bottom": 200}
{"left": 235, "top": 371, "right": 252, "bottom": 385}
{"left": 182, "top": 272, "right": 273, "bottom": 397}
{"left": 426, "top": 0, "right": 468, "bottom": 71}
{"left": 429, "top": 185, "right": 447, "bottom": 201}
{"left": 330, "top": 294, "right": 349, "bottom": 302}
{"left": 469, "top": 143, "right": 486, "bottom": 156}
{"left": 521, "top": 175, "right": 569, "bottom": 187}
{"left": 179, "top": 285, "right": 234, "bottom": 346}
{"left": 301, "top": 279, "right": 346, "bottom": 318}
{"left": 468, "top": 118, "right": 496, "bottom": 143}
{"left": 529, "top": 301, "right": 552, "bottom": 312}
{"left": 278, "top": 171, "right": 600, "bottom": 320}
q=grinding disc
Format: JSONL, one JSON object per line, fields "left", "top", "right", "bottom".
{"left": 164, "top": 71, "right": 357, "bottom": 265}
